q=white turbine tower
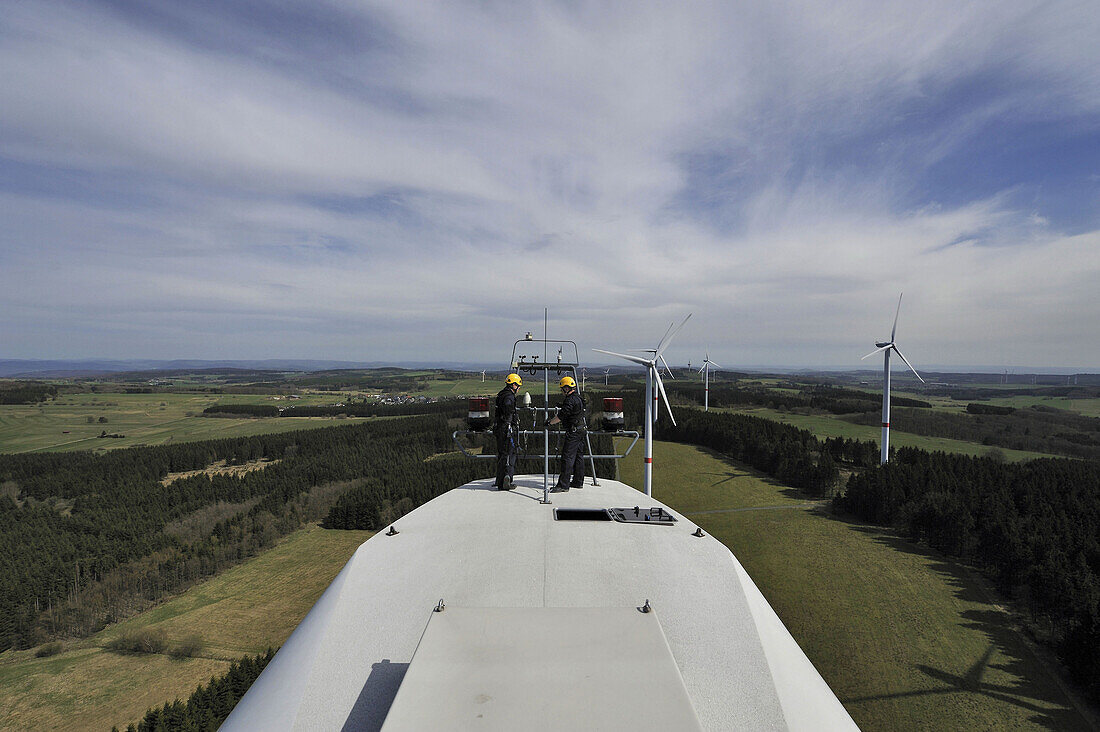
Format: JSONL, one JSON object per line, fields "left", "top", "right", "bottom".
{"left": 604, "top": 368, "right": 610, "bottom": 386}
{"left": 594, "top": 314, "right": 691, "bottom": 497}
{"left": 861, "top": 294, "right": 924, "bottom": 465}
{"left": 481, "top": 370, "right": 485, "bottom": 382}
{"left": 698, "top": 352, "right": 722, "bottom": 411}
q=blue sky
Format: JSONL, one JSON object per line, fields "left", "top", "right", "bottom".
{"left": 1, "top": 1, "right": 1098, "bottom": 369}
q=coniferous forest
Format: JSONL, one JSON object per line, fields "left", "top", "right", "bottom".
{"left": 839, "top": 449, "right": 1100, "bottom": 699}
{"left": 641, "top": 390, "right": 1100, "bottom": 703}
{"left": 3, "top": 379, "right": 1098, "bottom": 717}
{"left": 111, "top": 648, "right": 276, "bottom": 732}
{"left": 0, "top": 413, "right": 491, "bottom": 650}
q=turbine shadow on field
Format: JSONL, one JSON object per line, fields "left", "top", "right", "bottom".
{"left": 830, "top": 516, "right": 1093, "bottom": 731}
{"left": 692, "top": 445, "right": 799, "bottom": 499}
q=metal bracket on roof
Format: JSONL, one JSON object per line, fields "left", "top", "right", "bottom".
{"left": 693, "top": 527, "right": 705, "bottom": 537}
{"left": 639, "top": 599, "right": 652, "bottom": 614}
{"left": 386, "top": 525, "right": 399, "bottom": 536}
{"left": 434, "top": 599, "right": 445, "bottom": 613}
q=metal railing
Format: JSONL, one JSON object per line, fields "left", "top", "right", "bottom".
{"left": 456, "top": 336, "right": 637, "bottom": 503}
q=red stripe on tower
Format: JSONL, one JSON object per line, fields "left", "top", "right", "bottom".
{"left": 881, "top": 422, "right": 889, "bottom": 427}
{"left": 644, "top": 458, "right": 653, "bottom": 464}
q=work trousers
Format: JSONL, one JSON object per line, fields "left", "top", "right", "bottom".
{"left": 555, "top": 431, "right": 586, "bottom": 489}
{"left": 495, "top": 426, "right": 517, "bottom": 487}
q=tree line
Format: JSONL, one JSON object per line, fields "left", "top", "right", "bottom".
{"left": 838, "top": 449, "right": 1100, "bottom": 701}
{"left": 668, "top": 382, "right": 930, "bottom": 414}
{"left": 0, "top": 411, "right": 474, "bottom": 650}
{"left": 280, "top": 400, "right": 461, "bottom": 418}
{"left": 112, "top": 648, "right": 276, "bottom": 732}
{"left": 0, "top": 381, "right": 58, "bottom": 404}
{"left": 614, "top": 386, "right": 1099, "bottom": 702}
{"left": 202, "top": 404, "right": 280, "bottom": 418}
{"left": 847, "top": 404, "right": 1100, "bottom": 460}
{"left": 654, "top": 408, "right": 841, "bottom": 495}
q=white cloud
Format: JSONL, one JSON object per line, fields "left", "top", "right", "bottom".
{"left": 1, "top": 1, "right": 1098, "bottom": 366}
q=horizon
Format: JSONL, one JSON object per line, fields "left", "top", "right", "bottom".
{"left": 0, "top": 356, "right": 1095, "bottom": 378}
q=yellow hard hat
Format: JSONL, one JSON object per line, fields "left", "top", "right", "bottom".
{"left": 506, "top": 373, "right": 522, "bottom": 386}
{"left": 559, "top": 376, "right": 576, "bottom": 389}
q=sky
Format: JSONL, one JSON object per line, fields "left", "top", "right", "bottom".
{"left": 1, "top": 1, "right": 1099, "bottom": 370}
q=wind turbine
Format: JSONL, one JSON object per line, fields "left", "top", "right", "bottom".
{"left": 481, "top": 370, "right": 485, "bottom": 382}
{"left": 861, "top": 293, "right": 924, "bottom": 465}
{"left": 594, "top": 314, "right": 691, "bottom": 497}
{"left": 698, "top": 352, "right": 722, "bottom": 411}
{"left": 581, "top": 367, "right": 587, "bottom": 391}
{"left": 604, "top": 368, "right": 610, "bottom": 386}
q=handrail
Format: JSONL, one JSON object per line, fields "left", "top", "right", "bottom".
{"left": 451, "top": 429, "right": 639, "bottom": 463}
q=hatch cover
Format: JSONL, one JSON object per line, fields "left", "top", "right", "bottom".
{"left": 380, "top": 607, "right": 703, "bottom": 731}
{"left": 552, "top": 506, "right": 677, "bottom": 524}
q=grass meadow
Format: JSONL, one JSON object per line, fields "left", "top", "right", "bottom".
{"left": 2, "top": 410, "right": 1097, "bottom": 730}
{"left": 0, "top": 525, "right": 371, "bottom": 732}
{"left": 620, "top": 441, "right": 1096, "bottom": 731}
{"left": 713, "top": 406, "right": 1055, "bottom": 461}
{"left": 0, "top": 392, "right": 378, "bottom": 453}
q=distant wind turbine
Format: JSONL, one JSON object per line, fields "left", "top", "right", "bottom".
{"left": 861, "top": 294, "right": 924, "bottom": 465}
{"left": 698, "top": 352, "right": 722, "bottom": 411}
{"left": 481, "top": 370, "right": 485, "bottom": 382}
{"left": 595, "top": 314, "right": 691, "bottom": 497}
{"left": 604, "top": 367, "right": 610, "bottom": 386}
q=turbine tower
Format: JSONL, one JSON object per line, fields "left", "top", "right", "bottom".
{"left": 698, "top": 352, "right": 722, "bottom": 411}
{"left": 594, "top": 314, "right": 691, "bottom": 497}
{"left": 861, "top": 294, "right": 924, "bottom": 465}
{"left": 604, "top": 367, "right": 610, "bottom": 386}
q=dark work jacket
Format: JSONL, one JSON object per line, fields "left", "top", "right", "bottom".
{"left": 556, "top": 391, "right": 585, "bottom": 432}
{"left": 495, "top": 386, "right": 518, "bottom": 431}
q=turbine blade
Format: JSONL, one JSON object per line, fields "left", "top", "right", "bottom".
{"left": 861, "top": 345, "right": 891, "bottom": 360}
{"left": 658, "top": 354, "right": 675, "bottom": 379}
{"left": 698, "top": 364, "right": 706, "bottom": 373}
{"left": 708, "top": 361, "right": 722, "bottom": 369}
{"left": 655, "top": 322, "right": 676, "bottom": 352}
{"left": 654, "top": 368, "right": 677, "bottom": 427}
{"left": 892, "top": 346, "right": 925, "bottom": 383}
{"left": 655, "top": 313, "right": 692, "bottom": 357}
{"left": 592, "top": 348, "right": 650, "bottom": 367}
{"left": 891, "top": 292, "right": 903, "bottom": 342}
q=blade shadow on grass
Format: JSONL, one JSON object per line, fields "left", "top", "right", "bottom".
{"left": 843, "top": 650, "right": 1087, "bottom": 731}
{"left": 699, "top": 470, "right": 738, "bottom": 488}
{"left": 823, "top": 512, "right": 1097, "bottom": 731}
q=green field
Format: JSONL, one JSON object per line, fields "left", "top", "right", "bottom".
{"left": 0, "top": 392, "right": 382, "bottom": 453}
{"left": 621, "top": 441, "right": 1095, "bottom": 731}
{"left": 980, "top": 394, "right": 1100, "bottom": 417}
{"left": 2, "top": 429, "right": 1096, "bottom": 730}
{"left": 0, "top": 525, "right": 371, "bottom": 732}
{"left": 714, "top": 406, "right": 1055, "bottom": 461}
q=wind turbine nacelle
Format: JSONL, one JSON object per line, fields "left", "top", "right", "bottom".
{"left": 602, "top": 397, "right": 625, "bottom": 432}
{"left": 875, "top": 341, "right": 891, "bottom": 349}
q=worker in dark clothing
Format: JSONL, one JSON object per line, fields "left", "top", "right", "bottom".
{"left": 549, "top": 376, "right": 586, "bottom": 493}
{"left": 493, "top": 373, "right": 523, "bottom": 490}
